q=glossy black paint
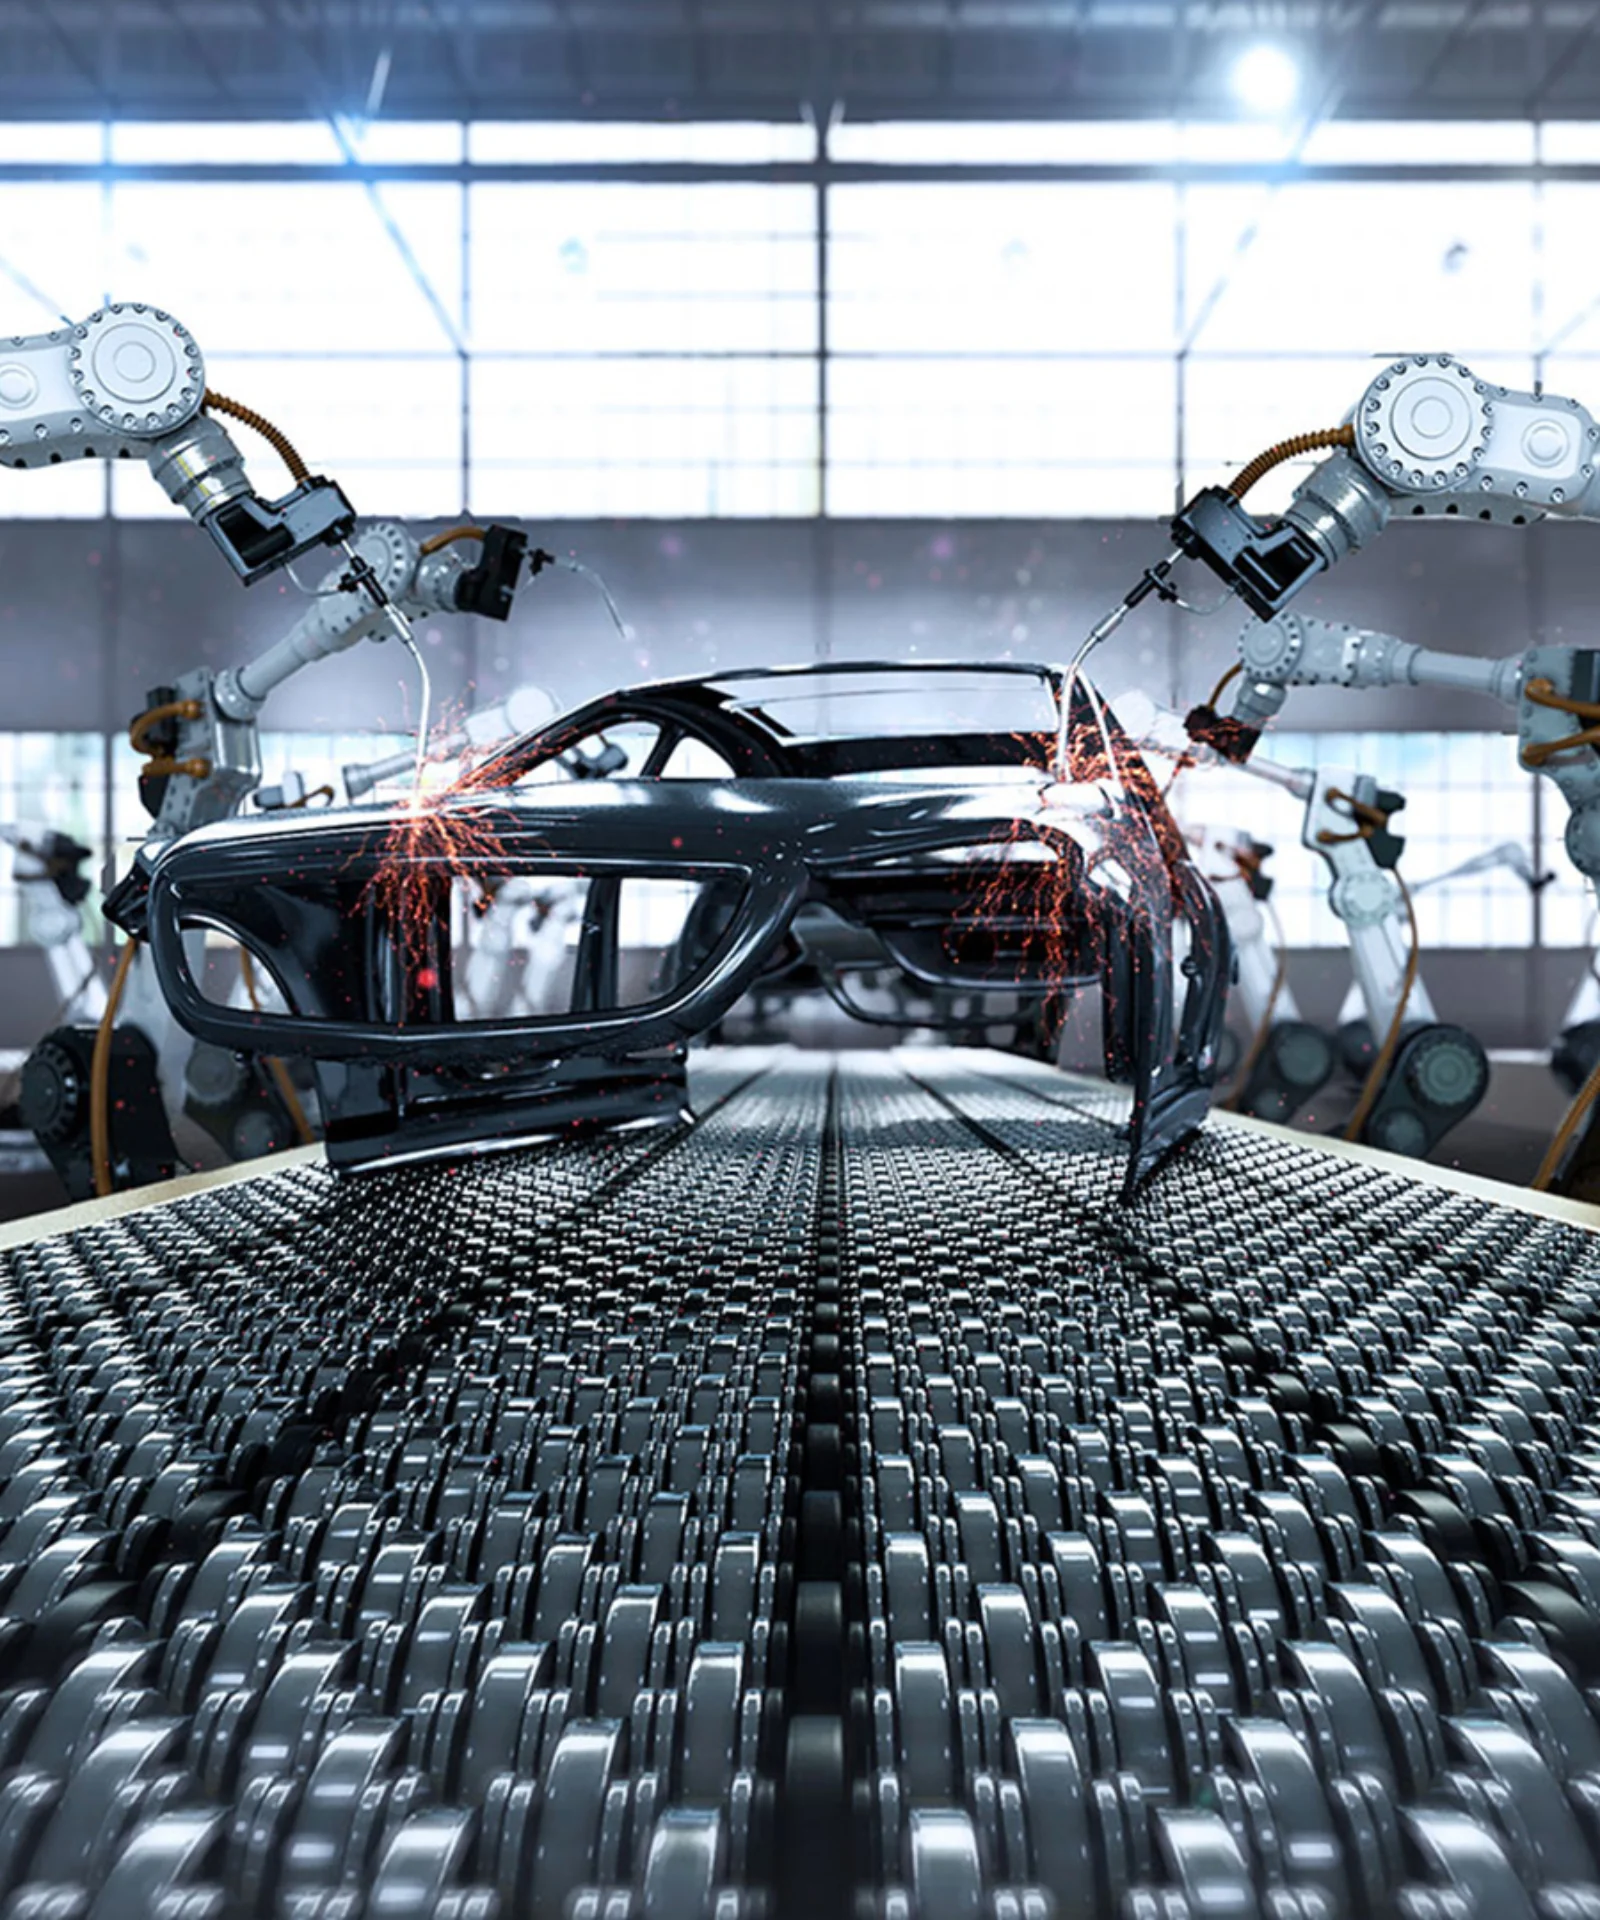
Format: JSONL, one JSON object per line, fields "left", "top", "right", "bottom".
{"left": 127, "top": 663, "right": 1231, "bottom": 1193}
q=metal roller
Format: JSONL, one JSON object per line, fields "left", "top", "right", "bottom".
{"left": 1, "top": 1052, "right": 1599, "bottom": 1914}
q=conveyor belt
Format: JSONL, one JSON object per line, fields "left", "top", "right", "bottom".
{"left": 2, "top": 1050, "right": 1600, "bottom": 1917}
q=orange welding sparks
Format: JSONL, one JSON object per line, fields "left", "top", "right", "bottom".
{"left": 955, "top": 689, "right": 1193, "bottom": 996}
{"left": 357, "top": 777, "right": 512, "bottom": 987}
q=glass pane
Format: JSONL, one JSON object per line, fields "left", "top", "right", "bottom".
{"left": 110, "top": 122, "right": 346, "bottom": 163}
{"left": 1184, "top": 182, "right": 1536, "bottom": 357}
{"left": 827, "top": 355, "right": 1175, "bottom": 517}
{"left": 1540, "top": 123, "right": 1600, "bottom": 162}
{"left": 1536, "top": 187, "right": 1600, "bottom": 353}
{"left": 0, "top": 183, "right": 109, "bottom": 327}
{"left": 0, "top": 460, "right": 105, "bottom": 520}
{"left": 108, "top": 182, "right": 464, "bottom": 353}
{"left": 111, "top": 354, "right": 463, "bottom": 520}
{"left": 470, "top": 353, "right": 817, "bottom": 518}
{"left": 1299, "top": 121, "right": 1535, "bottom": 164}
{"left": 829, "top": 121, "right": 1178, "bottom": 164}
{"left": 470, "top": 123, "right": 815, "bottom": 163}
{"left": 345, "top": 122, "right": 466, "bottom": 164}
{"left": 0, "top": 124, "right": 101, "bottom": 163}
{"left": 830, "top": 183, "right": 1177, "bottom": 354}
{"left": 1181, "top": 355, "right": 1390, "bottom": 503}
{"left": 469, "top": 184, "right": 816, "bottom": 354}
{"left": 1174, "top": 123, "right": 1300, "bottom": 163}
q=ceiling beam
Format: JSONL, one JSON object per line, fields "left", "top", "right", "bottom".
{"left": 4, "top": 2, "right": 1600, "bottom": 120}
{"left": 21, "top": 0, "right": 112, "bottom": 105}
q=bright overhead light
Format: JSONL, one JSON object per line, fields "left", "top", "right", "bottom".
{"left": 1232, "top": 43, "right": 1299, "bottom": 116}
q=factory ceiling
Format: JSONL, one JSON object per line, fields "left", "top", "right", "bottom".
{"left": 0, "top": 1, "right": 1595, "bottom": 125}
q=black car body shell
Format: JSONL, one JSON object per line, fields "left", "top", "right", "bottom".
{"left": 121, "top": 662, "right": 1231, "bottom": 1195}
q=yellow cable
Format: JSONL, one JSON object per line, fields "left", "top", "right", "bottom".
{"left": 202, "top": 390, "right": 310, "bottom": 484}
{"left": 1533, "top": 1050, "right": 1600, "bottom": 1191}
{"left": 419, "top": 523, "right": 487, "bottom": 556}
{"left": 90, "top": 941, "right": 139, "bottom": 1198}
{"left": 238, "top": 949, "right": 315, "bottom": 1147}
{"left": 1227, "top": 424, "right": 1356, "bottom": 502}
{"left": 1520, "top": 677, "right": 1600, "bottom": 769}
{"left": 130, "top": 698, "right": 201, "bottom": 755}
{"left": 1208, "top": 662, "right": 1244, "bottom": 711}
{"left": 130, "top": 699, "right": 211, "bottom": 783}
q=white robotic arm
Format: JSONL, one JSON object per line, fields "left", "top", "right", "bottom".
{"left": 1126, "top": 708, "right": 1429, "bottom": 1038}
{"left": 1288, "top": 764, "right": 1438, "bottom": 1036}
{"left": 1214, "top": 612, "right": 1600, "bottom": 901}
{"left": 1, "top": 303, "right": 355, "bottom": 581}
{"left": 1182, "top": 822, "right": 1336, "bottom": 1120}
{"left": 1125, "top": 701, "right": 1424, "bottom": 1036}
{"left": 1169, "top": 356, "right": 1600, "bottom": 622}
{"left": 139, "top": 521, "right": 535, "bottom": 839}
{"left": 1411, "top": 841, "right": 1551, "bottom": 895}
{"left": 1, "top": 825, "right": 105, "bottom": 1023}
{"left": 1186, "top": 827, "right": 1300, "bottom": 1031}
{"left": 1083, "top": 355, "right": 1600, "bottom": 678}
{"left": 1226, "top": 612, "right": 1523, "bottom": 730}
{"left": 340, "top": 682, "right": 559, "bottom": 801}
{"left": 1123, "top": 703, "right": 1483, "bottom": 1141}
{"left": 1265, "top": 757, "right": 1487, "bottom": 1153}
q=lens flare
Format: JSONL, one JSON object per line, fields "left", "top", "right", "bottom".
{"left": 956, "top": 693, "right": 1197, "bottom": 1024}
{"left": 356, "top": 776, "right": 513, "bottom": 996}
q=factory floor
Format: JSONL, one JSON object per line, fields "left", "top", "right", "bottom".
{"left": 1274, "top": 1049, "right": 1572, "bottom": 1190}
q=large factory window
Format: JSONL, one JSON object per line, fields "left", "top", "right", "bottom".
{"left": 468, "top": 182, "right": 817, "bottom": 517}
{"left": 827, "top": 182, "right": 1175, "bottom": 515}
{"left": 0, "top": 115, "right": 1578, "bottom": 523}
{"left": 827, "top": 356, "right": 1175, "bottom": 518}
{"left": 0, "top": 178, "right": 109, "bottom": 520}
{"left": 103, "top": 177, "right": 465, "bottom": 519}
{"left": 1179, "top": 182, "right": 1538, "bottom": 500}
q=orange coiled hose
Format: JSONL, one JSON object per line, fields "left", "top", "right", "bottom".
{"left": 1208, "top": 662, "right": 1244, "bottom": 710}
{"left": 130, "top": 698, "right": 201, "bottom": 755}
{"left": 1520, "top": 677, "right": 1600, "bottom": 769}
{"left": 1227, "top": 424, "right": 1356, "bottom": 502}
{"left": 419, "top": 524, "right": 487, "bottom": 556}
{"left": 130, "top": 697, "right": 211, "bottom": 783}
{"left": 203, "top": 390, "right": 311, "bottom": 484}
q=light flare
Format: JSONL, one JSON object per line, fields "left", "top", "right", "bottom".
{"left": 956, "top": 694, "right": 1198, "bottom": 1015}
{"left": 356, "top": 775, "right": 513, "bottom": 988}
